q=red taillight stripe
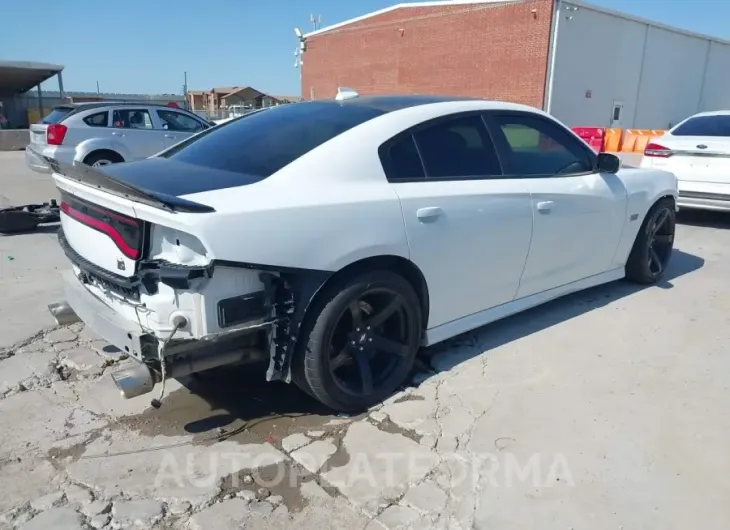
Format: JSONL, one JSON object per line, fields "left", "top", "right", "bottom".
{"left": 60, "top": 201, "right": 140, "bottom": 259}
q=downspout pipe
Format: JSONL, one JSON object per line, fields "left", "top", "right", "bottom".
{"left": 543, "top": 0, "right": 561, "bottom": 115}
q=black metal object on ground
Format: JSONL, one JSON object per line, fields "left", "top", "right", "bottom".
{"left": 0, "top": 200, "right": 60, "bottom": 234}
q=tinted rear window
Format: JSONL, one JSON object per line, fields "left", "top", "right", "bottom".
{"left": 41, "top": 107, "right": 73, "bottom": 124}
{"left": 160, "top": 102, "right": 386, "bottom": 177}
{"left": 672, "top": 115, "right": 730, "bottom": 137}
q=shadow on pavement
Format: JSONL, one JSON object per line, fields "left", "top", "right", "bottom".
{"left": 420, "top": 248, "right": 704, "bottom": 373}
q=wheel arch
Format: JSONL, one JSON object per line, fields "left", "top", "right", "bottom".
{"left": 613, "top": 192, "right": 677, "bottom": 267}
{"left": 319, "top": 255, "right": 430, "bottom": 331}
{"left": 82, "top": 148, "right": 125, "bottom": 165}
{"left": 74, "top": 138, "right": 129, "bottom": 164}
{"left": 267, "top": 254, "right": 431, "bottom": 384}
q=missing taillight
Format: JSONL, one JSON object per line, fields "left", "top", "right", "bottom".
{"left": 644, "top": 142, "right": 673, "bottom": 158}
{"left": 60, "top": 193, "right": 142, "bottom": 260}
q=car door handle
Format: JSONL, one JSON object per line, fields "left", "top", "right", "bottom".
{"left": 112, "top": 132, "right": 125, "bottom": 137}
{"left": 536, "top": 201, "right": 554, "bottom": 213}
{"left": 417, "top": 207, "right": 443, "bottom": 222}
{"left": 164, "top": 134, "right": 176, "bottom": 139}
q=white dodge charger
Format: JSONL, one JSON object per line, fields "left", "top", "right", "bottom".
{"left": 39, "top": 91, "right": 679, "bottom": 412}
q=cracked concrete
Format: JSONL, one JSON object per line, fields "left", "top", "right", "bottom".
{"left": 2, "top": 152, "right": 730, "bottom": 529}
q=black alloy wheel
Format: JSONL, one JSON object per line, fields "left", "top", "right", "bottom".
{"left": 327, "top": 287, "right": 412, "bottom": 397}
{"left": 294, "top": 270, "right": 422, "bottom": 411}
{"left": 626, "top": 198, "right": 676, "bottom": 283}
{"left": 646, "top": 206, "right": 674, "bottom": 277}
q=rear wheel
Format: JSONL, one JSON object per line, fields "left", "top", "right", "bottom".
{"left": 625, "top": 198, "right": 676, "bottom": 283}
{"left": 294, "top": 270, "right": 422, "bottom": 412}
{"left": 84, "top": 150, "right": 123, "bottom": 167}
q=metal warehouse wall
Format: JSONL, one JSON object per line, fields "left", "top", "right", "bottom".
{"left": 549, "top": 1, "right": 730, "bottom": 129}
{"left": 301, "top": 0, "right": 554, "bottom": 108}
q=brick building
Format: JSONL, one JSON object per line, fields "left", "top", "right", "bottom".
{"left": 302, "top": 0, "right": 553, "bottom": 108}
{"left": 300, "top": 0, "right": 730, "bottom": 129}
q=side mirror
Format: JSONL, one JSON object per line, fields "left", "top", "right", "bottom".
{"left": 596, "top": 152, "right": 620, "bottom": 174}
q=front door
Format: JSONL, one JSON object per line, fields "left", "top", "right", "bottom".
{"left": 383, "top": 113, "right": 534, "bottom": 329}
{"left": 111, "top": 108, "right": 162, "bottom": 159}
{"left": 486, "top": 111, "right": 627, "bottom": 298}
{"left": 155, "top": 109, "right": 207, "bottom": 149}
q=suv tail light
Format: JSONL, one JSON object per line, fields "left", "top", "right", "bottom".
{"left": 644, "top": 142, "right": 673, "bottom": 158}
{"left": 47, "top": 123, "right": 68, "bottom": 145}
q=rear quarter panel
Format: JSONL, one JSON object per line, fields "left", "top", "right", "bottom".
{"left": 176, "top": 101, "right": 536, "bottom": 273}
{"left": 147, "top": 167, "right": 410, "bottom": 273}
{"left": 612, "top": 167, "right": 678, "bottom": 265}
{"left": 74, "top": 136, "right": 132, "bottom": 163}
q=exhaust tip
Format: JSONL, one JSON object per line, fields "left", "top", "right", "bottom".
{"left": 110, "top": 363, "right": 155, "bottom": 399}
{"left": 48, "top": 301, "right": 81, "bottom": 326}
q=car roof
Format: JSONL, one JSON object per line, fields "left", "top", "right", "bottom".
{"left": 303, "top": 94, "right": 536, "bottom": 114}
{"left": 687, "top": 110, "right": 730, "bottom": 118}
{"left": 55, "top": 101, "right": 189, "bottom": 112}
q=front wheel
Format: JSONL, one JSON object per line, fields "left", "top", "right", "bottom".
{"left": 625, "top": 198, "right": 676, "bottom": 283}
{"left": 294, "top": 270, "right": 423, "bottom": 412}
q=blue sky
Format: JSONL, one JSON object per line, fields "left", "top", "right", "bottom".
{"left": 0, "top": 0, "right": 726, "bottom": 96}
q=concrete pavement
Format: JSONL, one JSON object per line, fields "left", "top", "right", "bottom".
{"left": 0, "top": 152, "right": 64, "bottom": 349}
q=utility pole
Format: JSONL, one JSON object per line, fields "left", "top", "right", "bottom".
{"left": 96, "top": 81, "right": 100, "bottom": 94}
{"left": 183, "top": 71, "right": 189, "bottom": 109}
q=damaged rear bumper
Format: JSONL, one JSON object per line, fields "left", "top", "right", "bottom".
{"left": 59, "top": 269, "right": 271, "bottom": 398}
{"left": 62, "top": 269, "right": 151, "bottom": 358}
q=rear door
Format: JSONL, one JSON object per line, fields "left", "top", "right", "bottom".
{"left": 485, "top": 111, "right": 627, "bottom": 298}
{"left": 62, "top": 109, "right": 114, "bottom": 148}
{"left": 383, "top": 113, "right": 534, "bottom": 329}
{"left": 110, "top": 107, "right": 164, "bottom": 159}
{"left": 155, "top": 109, "right": 208, "bottom": 149}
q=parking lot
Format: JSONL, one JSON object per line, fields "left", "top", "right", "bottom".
{"left": 1, "top": 150, "right": 729, "bottom": 530}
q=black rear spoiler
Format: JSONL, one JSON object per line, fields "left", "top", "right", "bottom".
{"left": 35, "top": 150, "right": 215, "bottom": 214}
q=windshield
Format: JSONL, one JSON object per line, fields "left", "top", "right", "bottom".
{"left": 41, "top": 107, "right": 73, "bottom": 124}
{"left": 160, "top": 101, "right": 385, "bottom": 177}
{"left": 672, "top": 115, "right": 730, "bottom": 137}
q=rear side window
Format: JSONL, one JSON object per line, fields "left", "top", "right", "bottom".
{"left": 413, "top": 115, "right": 502, "bottom": 178}
{"left": 83, "top": 112, "right": 109, "bottom": 127}
{"left": 672, "top": 115, "right": 730, "bottom": 137}
{"left": 385, "top": 135, "right": 425, "bottom": 180}
{"left": 41, "top": 107, "right": 72, "bottom": 124}
{"left": 160, "top": 102, "right": 385, "bottom": 177}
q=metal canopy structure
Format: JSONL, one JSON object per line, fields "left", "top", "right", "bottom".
{"left": 0, "top": 60, "right": 64, "bottom": 94}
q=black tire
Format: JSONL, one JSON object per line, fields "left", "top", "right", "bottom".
{"left": 625, "top": 197, "right": 676, "bottom": 284}
{"left": 84, "top": 150, "right": 124, "bottom": 167}
{"left": 294, "top": 270, "right": 423, "bottom": 412}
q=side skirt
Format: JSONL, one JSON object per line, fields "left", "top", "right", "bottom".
{"left": 424, "top": 267, "right": 626, "bottom": 347}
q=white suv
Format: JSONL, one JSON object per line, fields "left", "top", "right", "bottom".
{"left": 26, "top": 102, "right": 213, "bottom": 173}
